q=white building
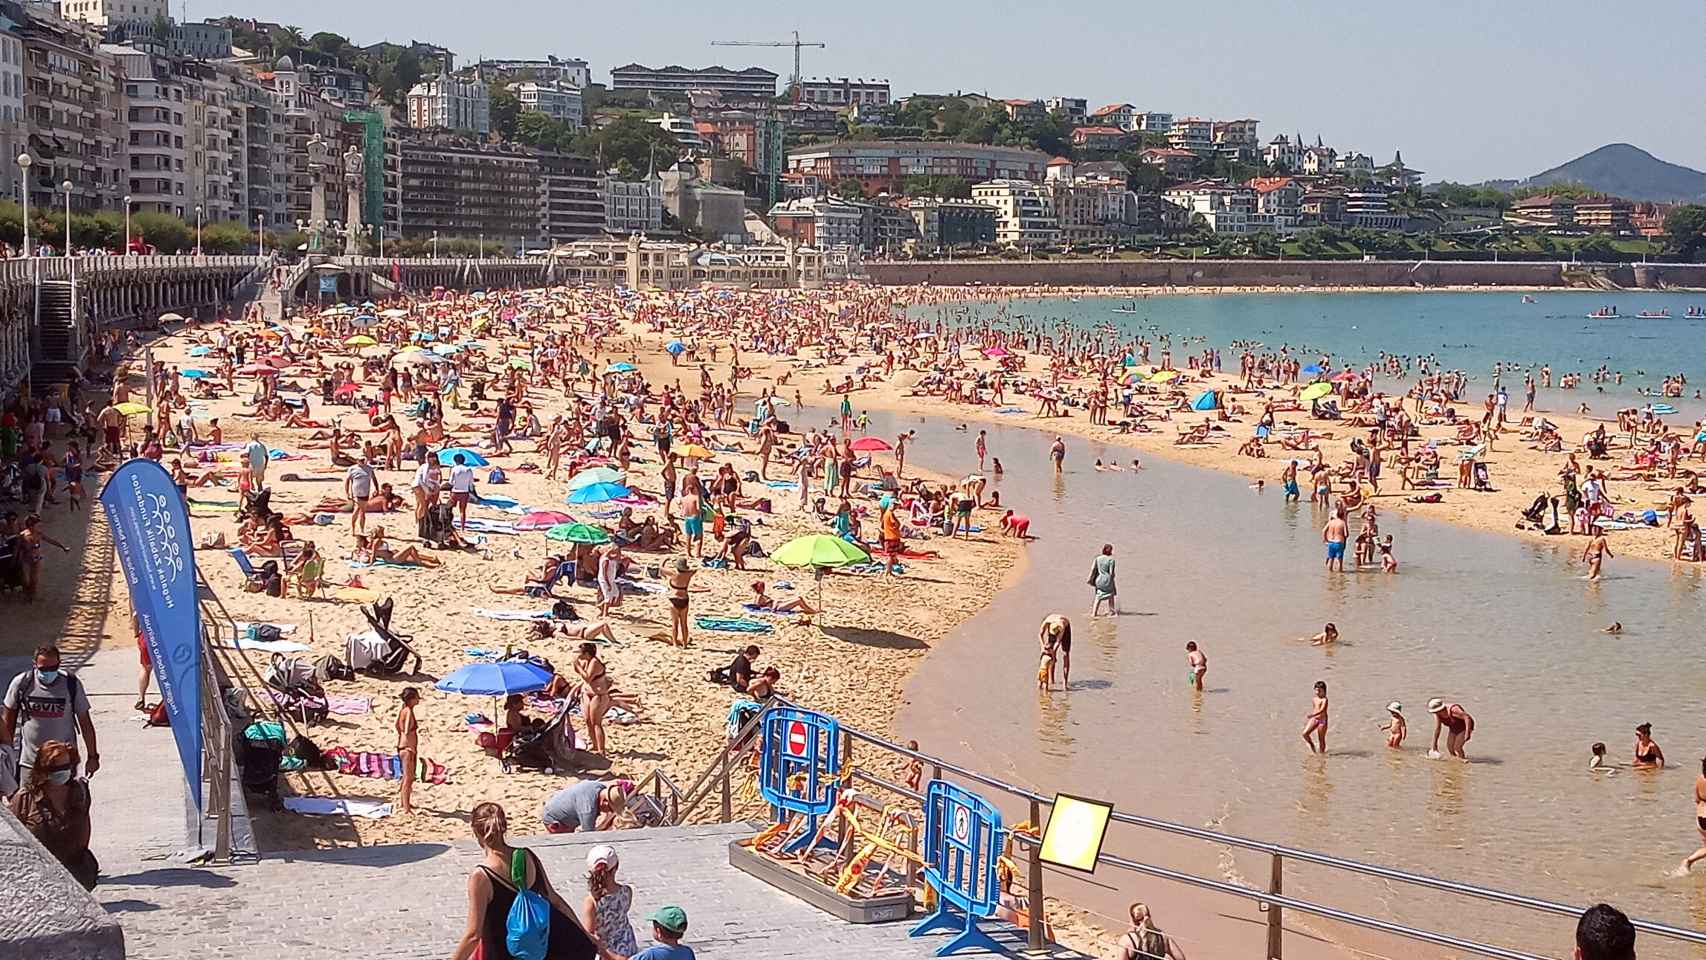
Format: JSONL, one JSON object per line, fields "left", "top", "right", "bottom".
{"left": 1300, "top": 145, "right": 1337, "bottom": 176}
{"left": 1168, "top": 116, "right": 1213, "bottom": 155}
{"left": 1044, "top": 96, "right": 1087, "bottom": 124}
{"left": 59, "top": 0, "right": 166, "bottom": 26}
{"left": 483, "top": 57, "right": 591, "bottom": 90}
{"left": 1162, "top": 181, "right": 1255, "bottom": 234}
{"left": 1264, "top": 135, "right": 1302, "bottom": 171}
{"left": 1247, "top": 177, "right": 1303, "bottom": 234}
{"left": 1135, "top": 111, "right": 1173, "bottom": 134}
{"left": 1089, "top": 102, "right": 1135, "bottom": 131}
{"left": 0, "top": 15, "right": 22, "bottom": 204}
{"left": 407, "top": 71, "right": 490, "bottom": 134}
{"left": 799, "top": 77, "right": 890, "bottom": 108}
{"left": 512, "top": 81, "right": 582, "bottom": 127}
{"left": 603, "top": 174, "right": 663, "bottom": 235}
{"left": 650, "top": 113, "right": 705, "bottom": 152}
{"left": 106, "top": 43, "right": 190, "bottom": 218}
{"left": 971, "top": 179, "right": 1059, "bottom": 248}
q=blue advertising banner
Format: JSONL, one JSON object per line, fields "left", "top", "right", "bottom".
{"left": 100, "top": 459, "right": 202, "bottom": 807}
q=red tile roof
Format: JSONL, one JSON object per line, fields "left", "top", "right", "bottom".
{"left": 1247, "top": 177, "right": 1296, "bottom": 193}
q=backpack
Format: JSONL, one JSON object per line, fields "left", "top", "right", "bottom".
{"left": 144, "top": 700, "right": 170, "bottom": 727}
{"left": 18, "top": 672, "right": 82, "bottom": 722}
{"left": 285, "top": 734, "right": 327, "bottom": 769}
{"left": 505, "top": 848, "right": 551, "bottom": 960}
{"left": 312, "top": 654, "right": 354, "bottom": 683}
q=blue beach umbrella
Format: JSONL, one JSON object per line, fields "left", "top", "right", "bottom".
{"left": 435, "top": 660, "right": 553, "bottom": 697}
{"left": 1190, "top": 389, "right": 1219, "bottom": 411}
{"left": 566, "top": 466, "right": 625, "bottom": 490}
{"left": 566, "top": 481, "right": 632, "bottom": 504}
{"left": 605, "top": 361, "right": 637, "bottom": 374}
{"left": 665, "top": 340, "right": 685, "bottom": 355}
{"left": 181, "top": 368, "right": 210, "bottom": 379}
{"left": 437, "top": 447, "right": 489, "bottom": 467}
{"left": 1302, "top": 364, "right": 1324, "bottom": 375}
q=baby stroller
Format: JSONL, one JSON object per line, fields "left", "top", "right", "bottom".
{"left": 348, "top": 598, "right": 423, "bottom": 676}
{"left": 418, "top": 502, "right": 458, "bottom": 548}
{"left": 504, "top": 698, "right": 577, "bottom": 772}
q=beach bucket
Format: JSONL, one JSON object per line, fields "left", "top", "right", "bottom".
{"left": 645, "top": 564, "right": 662, "bottom": 579}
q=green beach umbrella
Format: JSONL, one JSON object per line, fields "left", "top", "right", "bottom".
{"left": 770, "top": 534, "right": 871, "bottom": 617}
{"left": 1299, "top": 381, "right": 1334, "bottom": 403}
{"left": 545, "top": 522, "right": 610, "bottom": 544}
{"left": 566, "top": 466, "right": 626, "bottom": 490}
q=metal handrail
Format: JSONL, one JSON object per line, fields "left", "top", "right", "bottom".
{"left": 700, "top": 704, "right": 1706, "bottom": 959}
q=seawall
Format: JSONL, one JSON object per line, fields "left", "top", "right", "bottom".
{"left": 863, "top": 258, "right": 1706, "bottom": 289}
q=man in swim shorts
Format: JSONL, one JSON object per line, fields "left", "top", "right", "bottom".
{"left": 1280, "top": 461, "right": 1300, "bottom": 502}
{"left": 1322, "top": 511, "right": 1348, "bottom": 572}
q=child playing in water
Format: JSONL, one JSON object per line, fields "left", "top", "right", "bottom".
{"left": 1380, "top": 535, "right": 1398, "bottom": 573}
{"left": 1382, "top": 701, "right": 1407, "bottom": 748}
{"left": 1302, "top": 681, "right": 1329, "bottom": 753}
{"left": 1590, "top": 741, "right": 1613, "bottom": 771}
{"left": 1306, "top": 623, "right": 1339, "bottom": 646}
{"left": 1036, "top": 645, "right": 1055, "bottom": 691}
{"left": 1185, "top": 641, "right": 1207, "bottom": 692}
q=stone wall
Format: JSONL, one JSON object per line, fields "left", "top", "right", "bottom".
{"left": 0, "top": 805, "right": 125, "bottom": 959}
{"left": 864, "top": 259, "right": 1706, "bottom": 289}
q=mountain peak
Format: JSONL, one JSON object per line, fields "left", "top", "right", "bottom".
{"left": 1523, "top": 144, "right": 1706, "bottom": 203}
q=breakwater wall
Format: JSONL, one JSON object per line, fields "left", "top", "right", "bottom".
{"left": 863, "top": 259, "right": 1706, "bottom": 289}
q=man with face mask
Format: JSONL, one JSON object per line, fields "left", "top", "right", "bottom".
{"left": 2, "top": 644, "right": 99, "bottom": 788}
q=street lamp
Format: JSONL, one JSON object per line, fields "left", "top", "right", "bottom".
{"left": 256, "top": 214, "right": 264, "bottom": 256}
{"left": 61, "top": 180, "right": 72, "bottom": 257}
{"left": 432, "top": 230, "right": 439, "bottom": 258}
{"left": 194, "top": 205, "right": 202, "bottom": 256}
{"left": 15, "top": 153, "right": 30, "bottom": 257}
{"left": 479, "top": 232, "right": 484, "bottom": 260}
{"left": 123, "top": 194, "right": 131, "bottom": 254}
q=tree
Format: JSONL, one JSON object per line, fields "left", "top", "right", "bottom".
{"left": 201, "top": 221, "right": 255, "bottom": 254}
{"left": 834, "top": 178, "right": 866, "bottom": 201}
{"left": 1663, "top": 205, "right": 1706, "bottom": 261}
{"left": 489, "top": 89, "right": 521, "bottom": 141}
{"left": 572, "top": 116, "right": 681, "bottom": 174}
{"left": 515, "top": 111, "right": 574, "bottom": 151}
{"left": 133, "top": 212, "right": 192, "bottom": 253}
{"left": 901, "top": 175, "right": 969, "bottom": 199}
{"left": 1574, "top": 234, "right": 1617, "bottom": 261}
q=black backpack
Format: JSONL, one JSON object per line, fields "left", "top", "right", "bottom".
{"left": 17, "top": 671, "right": 83, "bottom": 722}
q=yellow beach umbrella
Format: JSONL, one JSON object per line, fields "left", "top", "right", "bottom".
{"left": 114, "top": 401, "right": 152, "bottom": 416}
{"left": 1299, "top": 381, "right": 1334, "bottom": 403}
{"left": 1149, "top": 369, "right": 1180, "bottom": 383}
{"left": 344, "top": 335, "right": 377, "bottom": 347}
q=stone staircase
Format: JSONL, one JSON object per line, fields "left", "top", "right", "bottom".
{"left": 31, "top": 279, "right": 82, "bottom": 385}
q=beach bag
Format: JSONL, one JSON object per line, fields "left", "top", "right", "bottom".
{"left": 505, "top": 849, "right": 550, "bottom": 960}
{"left": 144, "top": 701, "right": 171, "bottom": 727}
{"left": 312, "top": 654, "right": 354, "bottom": 683}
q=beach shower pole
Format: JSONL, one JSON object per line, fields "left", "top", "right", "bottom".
{"left": 1267, "top": 853, "right": 1285, "bottom": 959}
{"left": 1023, "top": 799, "right": 1045, "bottom": 950}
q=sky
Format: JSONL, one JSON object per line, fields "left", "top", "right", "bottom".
{"left": 201, "top": 0, "right": 1706, "bottom": 183}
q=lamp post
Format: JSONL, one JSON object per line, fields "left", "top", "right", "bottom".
{"left": 257, "top": 214, "right": 264, "bottom": 256}
{"left": 15, "top": 153, "right": 29, "bottom": 257}
{"left": 61, "top": 180, "right": 72, "bottom": 257}
{"left": 432, "top": 230, "right": 439, "bottom": 259}
{"left": 479, "top": 232, "right": 484, "bottom": 260}
{"left": 123, "top": 194, "right": 131, "bottom": 254}
{"left": 194, "top": 204, "right": 202, "bottom": 256}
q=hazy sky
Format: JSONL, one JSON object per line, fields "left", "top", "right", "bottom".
{"left": 202, "top": 0, "right": 1705, "bottom": 182}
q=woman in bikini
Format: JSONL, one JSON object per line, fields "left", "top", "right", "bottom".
{"left": 1633, "top": 722, "right": 1666, "bottom": 769}
{"left": 395, "top": 687, "right": 419, "bottom": 815}
{"left": 573, "top": 642, "right": 612, "bottom": 755}
{"left": 359, "top": 525, "right": 441, "bottom": 568}
{"left": 666, "top": 557, "right": 694, "bottom": 648}
{"left": 750, "top": 581, "right": 817, "bottom": 614}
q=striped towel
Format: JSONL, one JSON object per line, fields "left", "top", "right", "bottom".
{"left": 473, "top": 608, "right": 554, "bottom": 621}
{"left": 322, "top": 747, "right": 449, "bottom": 785}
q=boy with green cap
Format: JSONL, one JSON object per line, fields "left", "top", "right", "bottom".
{"left": 626, "top": 905, "right": 693, "bottom": 960}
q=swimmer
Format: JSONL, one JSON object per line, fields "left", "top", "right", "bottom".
{"left": 1382, "top": 701, "right": 1406, "bottom": 748}
{"left": 1131, "top": 458, "right": 1142, "bottom": 470}
{"left": 1306, "top": 622, "right": 1338, "bottom": 646}
{"left": 1380, "top": 535, "right": 1398, "bottom": 573}
{"left": 1603, "top": 621, "right": 1622, "bottom": 634}
{"left": 1185, "top": 641, "right": 1206, "bottom": 692}
{"left": 1252, "top": 478, "right": 1264, "bottom": 493}
{"left": 1302, "top": 681, "right": 1329, "bottom": 753}
{"left": 1590, "top": 742, "right": 1614, "bottom": 771}
{"left": 992, "top": 457, "right": 1004, "bottom": 476}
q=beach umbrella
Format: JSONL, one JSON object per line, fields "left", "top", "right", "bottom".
{"left": 545, "top": 522, "right": 610, "bottom": 544}
{"left": 665, "top": 340, "right": 685, "bottom": 355}
{"left": 566, "top": 467, "right": 625, "bottom": 490}
{"left": 114, "top": 401, "right": 152, "bottom": 416}
{"left": 1299, "top": 381, "right": 1334, "bottom": 403}
{"left": 181, "top": 368, "right": 210, "bottom": 379}
{"left": 344, "top": 335, "right": 377, "bottom": 346}
{"left": 1190, "top": 390, "right": 1219, "bottom": 412}
{"left": 431, "top": 343, "right": 461, "bottom": 356}
{"left": 770, "top": 534, "right": 871, "bottom": 615}
{"left": 1149, "top": 369, "right": 1180, "bottom": 383}
{"left": 566, "top": 481, "right": 632, "bottom": 504}
{"left": 437, "top": 447, "right": 489, "bottom": 467}
{"left": 982, "top": 347, "right": 1009, "bottom": 358}
{"left": 605, "top": 361, "right": 637, "bottom": 374}
{"left": 382, "top": 308, "right": 410, "bottom": 318}
{"left": 412, "top": 331, "right": 437, "bottom": 341}
{"left": 349, "top": 315, "right": 378, "bottom": 328}
{"left": 849, "top": 436, "right": 892, "bottom": 453}
{"left": 1301, "top": 364, "right": 1324, "bottom": 375}
{"left": 1332, "top": 370, "right": 1361, "bottom": 383}
{"left": 516, "top": 511, "right": 573, "bottom": 530}
{"left": 435, "top": 659, "right": 553, "bottom": 697}
{"left": 237, "top": 363, "right": 279, "bottom": 376}
{"left": 675, "top": 443, "right": 714, "bottom": 460}
{"left": 158, "top": 311, "right": 185, "bottom": 323}
{"left": 507, "top": 356, "right": 532, "bottom": 370}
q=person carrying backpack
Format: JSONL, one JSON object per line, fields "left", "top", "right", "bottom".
{"left": 1, "top": 645, "right": 99, "bottom": 789}
{"left": 450, "top": 802, "right": 599, "bottom": 960}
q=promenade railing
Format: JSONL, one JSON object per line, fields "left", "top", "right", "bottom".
{"left": 680, "top": 699, "right": 1706, "bottom": 960}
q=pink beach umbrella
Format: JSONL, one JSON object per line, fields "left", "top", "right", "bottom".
{"left": 516, "top": 511, "right": 574, "bottom": 530}
{"left": 849, "top": 436, "right": 893, "bottom": 453}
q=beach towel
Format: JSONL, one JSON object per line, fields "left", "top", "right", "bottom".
{"left": 995, "top": 407, "right": 1028, "bottom": 415}
{"left": 322, "top": 746, "right": 450, "bottom": 785}
{"left": 460, "top": 518, "right": 520, "bottom": 535}
{"left": 893, "top": 549, "right": 941, "bottom": 560}
{"left": 281, "top": 797, "right": 393, "bottom": 819}
{"left": 345, "top": 558, "right": 428, "bottom": 570}
{"left": 269, "top": 691, "right": 372, "bottom": 715}
{"left": 617, "top": 578, "right": 664, "bottom": 594}
{"left": 223, "top": 636, "right": 311, "bottom": 654}
{"left": 233, "top": 621, "right": 300, "bottom": 636}
{"left": 764, "top": 480, "right": 799, "bottom": 489}
{"left": 693, "top": 616, "right": 773, "bottom": 633}
{"left": 842, "top": 561, "right": 905, "bottom": 575}
{"left": 473, "top": 608, "right": 554, "bottom": 621}
{"left": 474, "top": 493, "right": 525, "bottom": 513}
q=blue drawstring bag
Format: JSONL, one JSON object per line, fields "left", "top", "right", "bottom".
{"left": 506, "top": 848, "right": 550, "bottom": 960}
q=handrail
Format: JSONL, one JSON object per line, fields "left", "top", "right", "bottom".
{"left": 675, "top": 701, "right": 774, "bottom": 824}
{"left": 699, "top": 704, "right": 1706, "bottom": 959}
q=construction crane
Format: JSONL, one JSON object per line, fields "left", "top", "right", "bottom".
{"left": 710, "top": 30, "right": 825, "bottom": 101}
{"left": 709, "top": 32, "right": 825, "bottom": 208}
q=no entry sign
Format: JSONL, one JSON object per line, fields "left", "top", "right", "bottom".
{"left": 787, "top": 720, "right": 809, "bottom": 756}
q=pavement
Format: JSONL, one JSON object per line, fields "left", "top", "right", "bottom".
{"left": 98, "top": 821, "right": 1084, "bottom": 960}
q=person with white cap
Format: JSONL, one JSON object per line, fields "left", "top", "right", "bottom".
{"left": 1382, "top": 702, "right": 1407, "bottom": 748}
{"left": 1428, "top": 698, "right": 1474, "bottom": 759}
{"left": 581, "top": 844, "right": 638, "bottom": 957}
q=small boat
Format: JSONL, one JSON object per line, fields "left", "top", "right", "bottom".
{"left": 1688, "top": 306, "right": 1705, "bottom": 318}
{"left": 1521, "top": 295, "right": 1536, "bottom": 304}
{"left": 1649, "top": 403, "right": 1679, "bottom": 415}
{"left": 1111, "top": 305, "right": 1141, "bottom": 315}
{"left": 1636, "top": 309, "right": 1671, "bottom": 319}
{"left": 1587, "top": 309, "right": 1619, "bottom": 319}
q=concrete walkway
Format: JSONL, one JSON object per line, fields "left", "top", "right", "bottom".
{"left": 99, "top": 821, "right": 1084, "bottom": 960}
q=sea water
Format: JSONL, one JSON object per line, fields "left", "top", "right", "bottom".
{"left": 859, "top": 391, "right": 1706, "bottom": 958}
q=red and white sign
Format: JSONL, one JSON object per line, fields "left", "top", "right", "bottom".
{"left": 786, "top": 720, "right": 810, "bottom": 757}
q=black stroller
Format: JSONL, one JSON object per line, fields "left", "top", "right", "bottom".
{"left": 358, "top": 598, "right": 423, "bottom": 675}
{"left": 504, "top": 697, "right": 578, "bottom": 772}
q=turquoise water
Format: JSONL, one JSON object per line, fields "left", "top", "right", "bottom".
{"left": 919, "top": 290, "right": 1706, "bottom": 417}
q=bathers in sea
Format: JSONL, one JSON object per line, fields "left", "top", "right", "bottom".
{"left": 1326, "top": 541, "right": 1345, "bottom": 560}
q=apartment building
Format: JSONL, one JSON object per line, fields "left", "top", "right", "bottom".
{"left": 609, "top": 63, "right": 777, "bottom": 99}
{"left": 22, "top": 9, "right": 125, "bottom": 213}
{"left": 787, "top": 141, "right": 1051, "bottom": 196}
{"left": 1000, "top": 99, "right": 1044, "bottom": 123}
{"left": 399, "top": 135, "right": 540, "bottom": 249}
{"left": 798, "top": 77, "right": 889, "bottom": 108}
{"left": 535, "top": 151, "right": 603, "bottom": 244}
{"left": 1162, "top": 181, "right": 1255, "bottom": 234}
{"left": 1212, "top": 118, "right": 1260, "bottom": 162}
{"left": 971, "top": 179, "right": 1059, "bottom": 248}
{"left": 1071, "top": 125, "right": 1131, "bottom": 154}
{"left": 0, "top": 6, "right": 22, "bottom": 203}
{"left": 699, "top": 109, "right": 774, "bottom": 172}
{"left": 768, "top": 197, "right": 863, "bottom": 250}
{"left": 603, "top": 173, "right": 662, "bottom": 235}
{"left": 1089, "top": 103, "right": 1135, "bottom": 130}
{"left": 1138, "top": 147, "right": 1196, "bottom": 178}
{"left": 1044, "top": 96, "right": 1087, "bottom": 124}
{"left": 272, "top": 55, "right": 351, "bottom": 231}
{"left": 484, "top": 57, "right": 590, "bottom": 90}
{"left": 1344, "top": 190, "right": 1406, "bottom": 230}
{"left": 1246, "top": 176, "right": 1302, "bottom": 234}
{"left": 59, "top": 0, "right": 165, "bottom": 27}
{"left": 512, "top": 80, "right": 582, "bottom": 127}
{"left": 907, "top": 197, "right": 997, "bottom": 250}
{"left": 1502, "top": 194, "right": 1576, "bottom": 230}
{"left": 1168, "top": 116, "right": 1213, "bottom": 156}
{"left": 1135, "top": 111, "right": 1172, "bottom": 133}
{"left": 406, "top": 70, "right": 489, "bottom": 134}
{"left": 1574, "top": 197, "right": 1633, "bottom": 232}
